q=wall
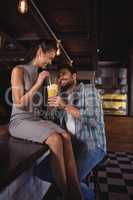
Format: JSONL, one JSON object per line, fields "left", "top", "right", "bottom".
{"left": 0, "top": 68, "right": 11, "bottom": 124}
{"left": 105, "top": 115, "right": 133, "bottom": 152}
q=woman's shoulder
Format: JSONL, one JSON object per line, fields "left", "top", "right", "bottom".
{"left": 11, "top": 65, "right": 25, "bottom": 77}
{"left": 13, "top": 64, "right": 25, "bottom": 70}
{"left": 12, "top": 64, "right": 30, "bottom": 73}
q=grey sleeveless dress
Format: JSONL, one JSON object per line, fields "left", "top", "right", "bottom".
{"left": 9, "top": 64, "right": 65, "bottom": 143}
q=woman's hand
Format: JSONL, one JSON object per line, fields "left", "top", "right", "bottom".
{"left": 36, "top": 70, "right": 50, "bottom": 87}
{"left": 48, "top": 96, "right": 66, "bottom": 109}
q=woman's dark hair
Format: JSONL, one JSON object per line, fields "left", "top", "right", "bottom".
{"left": 24, "top": 39, "right": 57, "bottom": 63}
{"left": 39, "top": 40, "right": 57, "bottom": 53}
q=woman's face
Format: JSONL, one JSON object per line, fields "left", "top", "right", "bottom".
{"left": 37, "top": 48, "right": 56, "bottom": 66}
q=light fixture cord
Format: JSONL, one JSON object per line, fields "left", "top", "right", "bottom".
{"left": 30, "top": 0, "right": 73, "bottom": 66}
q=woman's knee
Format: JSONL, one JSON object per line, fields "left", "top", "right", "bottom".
{"left": 45, "top": 132, "right": 62, "bottom": 147}
{"left": 62, "top": 132, "right": 71, "bottom": 143}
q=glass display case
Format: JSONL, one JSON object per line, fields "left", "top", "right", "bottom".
{"left": 95, "top": 67, "right": 128, "bottom": 116}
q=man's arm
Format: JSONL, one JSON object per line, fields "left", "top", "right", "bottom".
{"left": 79, "top": 85, "right": 102, "bottom": 127}
{"left": 64, "top": 104, "right": 80, "bottom": 119}
{"left": 64, "top": 85, "right": 101, "bottom": 128}
{"left": 48, "top": 96, "right": 80, "bottom": 119}
{"left": 48, "top": 85, "right": 102, "bottom": 127}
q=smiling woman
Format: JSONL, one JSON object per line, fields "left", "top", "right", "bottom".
{"left": 8, "top": 40, "right": 83, "bottom": 200}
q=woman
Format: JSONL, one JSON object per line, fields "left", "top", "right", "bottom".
{"left": 9, "top": 40, "right": 83, "bottom": 200}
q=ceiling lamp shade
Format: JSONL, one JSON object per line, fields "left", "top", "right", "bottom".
{"left": 18, "top": 0, "right": 28, "bottom": 14}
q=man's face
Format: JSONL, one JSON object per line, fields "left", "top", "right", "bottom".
{"left": 58, "top": 68, "right": 76, "bottom": 90}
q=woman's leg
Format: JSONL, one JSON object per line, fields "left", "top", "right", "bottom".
{"left": 45, "top": 132, "right": 67, "bottom": 197}
{"left": 61, "top": 132, "right": 83, "bottom": 200}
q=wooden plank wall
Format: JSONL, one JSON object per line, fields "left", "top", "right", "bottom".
{"left": 105, "top": 116, "right": 133, "bottom": 152}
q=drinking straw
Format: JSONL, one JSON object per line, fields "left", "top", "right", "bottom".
{"left": 48, "top": 78, "right": 51, "bottom": 85}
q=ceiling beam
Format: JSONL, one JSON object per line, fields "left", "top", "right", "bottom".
{"left": 58, "top": 32, "right": 89, "bottom": 40}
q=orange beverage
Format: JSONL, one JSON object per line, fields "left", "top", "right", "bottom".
{"left": 47, "top": 83, "right": 58, "bottom": 97}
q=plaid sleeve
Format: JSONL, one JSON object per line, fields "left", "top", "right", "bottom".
{"left": 80, "top": 85, "right": 101, "bottom": 127}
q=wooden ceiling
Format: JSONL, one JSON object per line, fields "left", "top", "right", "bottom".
{"left": 0, "top": 0, "right": 133, "bottom": 69}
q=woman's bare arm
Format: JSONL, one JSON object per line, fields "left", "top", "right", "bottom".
{"left": 11, "top": 66, "right": 49, "bottom": 108}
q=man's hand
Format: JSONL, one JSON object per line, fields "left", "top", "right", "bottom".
{"left": 48, "top": 96, "right": 66, "bottom": 109}
{"left": 48, "top": 96, "right": 80, "bottom": 119}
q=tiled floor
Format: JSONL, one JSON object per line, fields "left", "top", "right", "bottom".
{"left": 43, "top": 151, "right": 133, "bottom": 200}
{"left": 89, "top": 151, "right": 133, "bottom": 200}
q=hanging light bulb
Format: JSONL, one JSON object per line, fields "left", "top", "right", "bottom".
{"left": 56, "top": 45, "right": 61, "bottom": 56}
{"left": 56, "top": 40, "right": 61, "bottom": 56}
{"left": 18, "top": 0, "right": 28, "bottom": 14}
{"left": 70, "top": 60, "right": 73, "bottom": 66}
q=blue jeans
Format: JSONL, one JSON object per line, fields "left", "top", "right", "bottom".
{"left": 35, "top": 147, "right": 105, "bottom": 200}
{"left": 77, "top": 147, "right": 106, "bottom": 200}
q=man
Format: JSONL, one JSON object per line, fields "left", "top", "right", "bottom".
{"left": 48, "top": 66, "right": 107, "bottom": 200}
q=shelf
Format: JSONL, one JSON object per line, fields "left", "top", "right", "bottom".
{"left": 96, "top": 85, "right": 127, "bottom": 89}
{"left": 95, "top": 66, "right": 128, "bottom": 116}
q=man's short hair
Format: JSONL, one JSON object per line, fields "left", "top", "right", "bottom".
{"left": 58, "top": 65, "right": 77, "bottom": 74}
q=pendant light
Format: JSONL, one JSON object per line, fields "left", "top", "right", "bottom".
{"left": 18, "top": 0, "right": 28, "bottom": 14}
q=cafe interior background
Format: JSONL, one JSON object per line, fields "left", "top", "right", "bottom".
{"left": 0, "top": 1, "right": 133, "bottom": 199}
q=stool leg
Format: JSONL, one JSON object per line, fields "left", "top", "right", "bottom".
{"left": 93, "top": 170, "right": 100, "bottom": 200}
